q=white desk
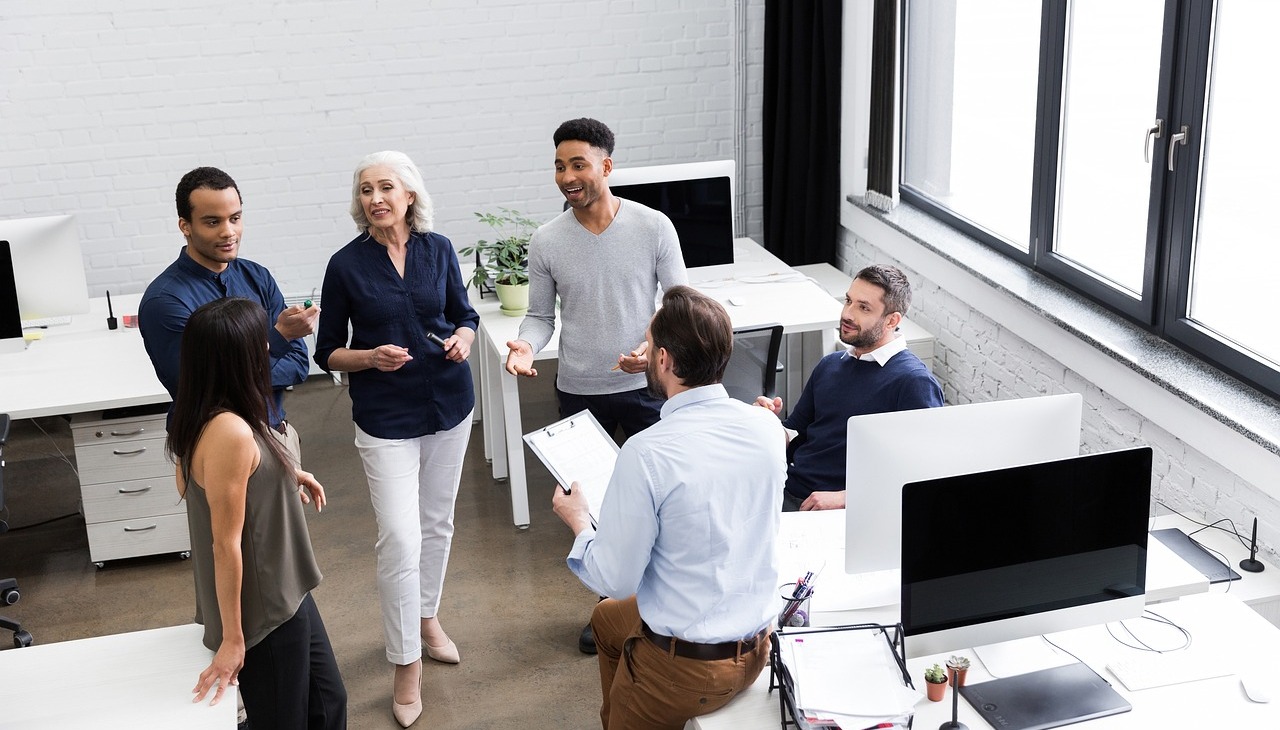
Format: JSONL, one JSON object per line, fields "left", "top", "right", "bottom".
{"left": 690, "top": 592, "right": 1280, "bottom": 729}
{"left": 1151, "top": 511, "right": 1280, "bottom": 626}
{"left": 474, "top": 238, "right": 840, "bottom": 527}
{"left": 691, "top": 510, "right": 1232, "bottom": 730}
{"left": 0, "top": 294, "right": 168, "bottom": 419}
{"left": 0, "top": 623, "right": 236, "bottom": 728}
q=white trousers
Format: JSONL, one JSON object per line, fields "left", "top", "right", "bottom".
{"left": 354, "top": 416, "right": 471, "bottom": 665}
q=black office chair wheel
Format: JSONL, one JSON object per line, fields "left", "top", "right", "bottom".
{"left": 1, "top": 586, "right": 18, "bottom": 606}
{"left": 179, "top": 551, "right": 191, "bottom": 560}
{"left": 12, "top": 628, "right": 32, "bottom": 648}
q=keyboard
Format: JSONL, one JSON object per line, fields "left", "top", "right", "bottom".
{"left": 1106, "top": 651, "right": 1234, "bottom": 691}
{"left": 21, "top": 314, "right": 73, "bottom": 328}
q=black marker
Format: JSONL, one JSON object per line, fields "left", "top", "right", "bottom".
{"left": 425, "top": 332, "right": 449, "bottom": 350}
{"left": 106, "top": 290, "right": 117, "bottom": 330}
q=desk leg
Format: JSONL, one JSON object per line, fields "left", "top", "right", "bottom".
{"left": 488, "top": 344, "right": 509, "bottom": 481}
{"left": 500, "top": 370, "right": 530, "bottom": 528}
{"left": 478, "top": 326, "right": 496, "bottom": 464}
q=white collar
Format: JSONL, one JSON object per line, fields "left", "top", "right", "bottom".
{"left": 843, "top": 332, "right": 907, "bottom": 366}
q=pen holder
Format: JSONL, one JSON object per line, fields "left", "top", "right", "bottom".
{"left": 778, "top": 583, "right": 812, "bottom": 628}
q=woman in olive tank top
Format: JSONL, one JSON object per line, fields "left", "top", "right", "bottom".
{"left": 167, "top": 297, "right": 347, "bottom": 729}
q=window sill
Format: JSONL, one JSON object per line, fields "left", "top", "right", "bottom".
{"left": 841, "top": 195, "right": 1280, "bottom": 473}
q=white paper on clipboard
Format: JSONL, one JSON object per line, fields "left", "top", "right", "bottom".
{"left": 523, "top": 410, "right": 620, "bottom": 523}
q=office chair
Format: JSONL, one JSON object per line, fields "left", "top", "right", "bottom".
{"left": 722, "top": 324, "right": 784, "bottom": 404}
{"left": 0, "top": 413, "right": 33, "bottom": 648}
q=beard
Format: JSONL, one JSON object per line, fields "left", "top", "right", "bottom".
{"left": 645, "top": 358, "right": 667, "bottom": 400}
{"left": 840, "top": 317, "right": 888, "bottom": 350}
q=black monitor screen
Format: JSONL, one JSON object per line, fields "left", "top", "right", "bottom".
{"left": 0, "top": 241, "right": 22, "bottom": 340}
{"left": 612, "top": 176, "right": 733, "bottom": 268}
{"left": 901, "top": 447, "right": 1152, "bottom": 637}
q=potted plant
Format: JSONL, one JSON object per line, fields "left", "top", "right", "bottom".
{"left": 924, "top": 663, "right": 947, "bottom": 702}
{"left": 947, "top": 654, "right": 971, "bottom": 687}
{"left": 459, "top": 207, "right": 539, "bottom": 316}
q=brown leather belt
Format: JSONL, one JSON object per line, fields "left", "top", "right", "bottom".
{"left": 640, "top": 622, "right": 766, "bottom": 661}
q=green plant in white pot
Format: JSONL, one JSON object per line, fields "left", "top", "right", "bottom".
{"left": 460, "top": 208, "right": 538, "bottom": 316}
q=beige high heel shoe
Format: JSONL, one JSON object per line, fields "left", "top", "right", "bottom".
{"left": 424, "top": 637, "right": 460, "bottom": 664}
{"left": 391, "top": 661, "right": 422, "bottom": 727}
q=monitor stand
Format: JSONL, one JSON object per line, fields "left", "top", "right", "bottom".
{"left": 959, "top": 662, "right": 1130, "bottom": 730}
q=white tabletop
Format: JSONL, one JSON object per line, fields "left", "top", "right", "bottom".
{"left": 0, "top": 293, "right": 168, "bottom": 420}
{"left": 0, "top": 623, "right": 236, "bottom": 729}
{"left": 690, "top": 592, "right": 1280, "bottom": 729}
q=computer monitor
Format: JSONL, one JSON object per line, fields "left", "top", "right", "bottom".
{"left": 0, "top": 242, "right": 23, "bottom": 353}
{"left": 899, "top": 446, "right": 1152, "bottom": 660}
{"left": 609, "top": 160, "right": 735, "bottom": 268}
{"left": 845, "top": 393, "right": 1083, "bottom": 575}
{"left": 0, "top": 215, "right": 89, "bottom": 325}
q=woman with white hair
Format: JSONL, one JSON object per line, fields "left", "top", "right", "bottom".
{"left": 314, "top": 151, "right": 478, "bottom": 727}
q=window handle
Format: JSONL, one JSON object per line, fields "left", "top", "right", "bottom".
{"left": 1167, "top": 125, "right": 1189, "bottom": 171}
{"left": 1144, "top": 119, "right": 1164, "bottom": 163}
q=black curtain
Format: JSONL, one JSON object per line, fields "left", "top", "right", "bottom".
{"left": 763, "top": 0, "right": 842, "bottom": 266}
{"left": 865, "top": 0, "right": 897, "bottom": 210}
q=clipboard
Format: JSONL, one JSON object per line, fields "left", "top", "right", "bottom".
{"left": 523, "top": 410, "right": 620, "bottom": 523}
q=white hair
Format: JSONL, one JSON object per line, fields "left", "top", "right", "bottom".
{"left": 349, "top": 150, "right": 434, "bottom": 233}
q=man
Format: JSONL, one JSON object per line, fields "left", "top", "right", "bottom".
{"left": 553, "top": 286, "right": 786, "bottom": 730}
{"left": 505, "top": 116, "right": 687, "bottom": 436}
{"left": 506, "top": 117, "right": 687, "bottom": 653}
{"left": 757, "top": 264, "right": 943, "bottom": 511}
{"left": 140, "top": 167, "right": 318, "bottom": 445}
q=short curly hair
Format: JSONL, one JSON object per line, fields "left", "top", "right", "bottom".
{"left": 553, "top": 118, "right": 615, "bottom": 155}
{"left": 176, "top": 167, "right": 240, "bottom": 221}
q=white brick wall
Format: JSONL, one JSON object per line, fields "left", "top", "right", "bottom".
{"left": 0, "top": 0, "right": 766, "bottom": 297}
{"left": 838, "top": 224, "right": 1280, "bottom": 564}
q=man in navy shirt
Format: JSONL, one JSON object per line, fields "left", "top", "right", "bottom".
{"left": 140, "top": 167, "right": 318, "bottom": 436}
{"left": 756, "top": 264, "right": 943, "bottom": 511}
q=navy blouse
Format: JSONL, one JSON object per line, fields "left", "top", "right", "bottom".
{"left": 314, "top": 231, "right": 479, "bottom": 439}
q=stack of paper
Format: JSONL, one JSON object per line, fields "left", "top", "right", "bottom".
{"left": 777, "top": 629, "right": 920, "bottom": 729}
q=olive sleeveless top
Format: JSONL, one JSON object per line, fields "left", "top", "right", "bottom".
{"left": 183, "top": 427, "right": 322, "bottom": 651}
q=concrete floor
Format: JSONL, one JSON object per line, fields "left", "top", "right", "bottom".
{"left": 0, "top": 365, "right": 608, "bottom": 729}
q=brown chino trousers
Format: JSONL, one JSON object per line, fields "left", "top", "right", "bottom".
{"left": 590, "top": 596, "right": 770, "bottom": 730}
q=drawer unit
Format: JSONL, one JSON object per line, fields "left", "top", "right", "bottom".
{"left": 72, "top": 411, "right": 189, "bottom": 567}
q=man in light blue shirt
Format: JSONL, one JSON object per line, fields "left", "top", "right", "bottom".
{"left": 553, "top": 285, "right": 786, "bottom": 729}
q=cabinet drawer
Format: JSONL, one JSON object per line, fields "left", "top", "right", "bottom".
{"left": 74, "top": 437, "right": 172, "bottom": 484}
{"left": 72, "top": 414, "right": 167, "bottom": 448}
{"left": 86, "top": 512, "right": 190, "bottom": 564}
{"left": 81, "top": 476, "right": 184, "bottom": 524}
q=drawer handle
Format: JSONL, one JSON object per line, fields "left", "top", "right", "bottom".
{"left": 108, "top": 428, "right": 146, "bottom": 437}
{"left": 123, "top": 524, "right": 158, "bottom": 532}
{"left": 111, "top": 447, "right": 148, "bottom": 456}
{"left": 118, "top": 486, "right": 153, "bottom": 495}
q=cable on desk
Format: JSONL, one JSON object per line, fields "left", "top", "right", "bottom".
{"left": 1104, "top": 609, "right": 1193, "bottom": 654}
{"left": 1155, "top": 500, "right": 1251, "bottom": 551}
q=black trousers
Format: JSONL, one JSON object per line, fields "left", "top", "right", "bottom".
{"left": 238, "top": 593, "right": 347, "bottom": 730}
{"left": 556, "top": 384, "right": 663, "bottom": 439}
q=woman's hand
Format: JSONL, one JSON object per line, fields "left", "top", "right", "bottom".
{"left": 296, "top": 469, "right": 327, "bottom": 512}
{"left": 443, "top": 327, "right": 475, "bottom": 363}
{"left": 192, "top": 638, "right": 245, "bottom": 706}
{"left": 369, "top": 344, "right": 413, "bottom": 371}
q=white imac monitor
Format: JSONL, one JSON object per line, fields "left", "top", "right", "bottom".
{"left": 900, "top": 446, "right": 1151, "bottom": 661}
{"left": 845, "top": 393, "right": 1083, "bottom": 575}
{"left": 0, "top": 215, "right": 89, "bottom": 325}
{"left": 608, "top": 160, "right": 735, "bottom": 268}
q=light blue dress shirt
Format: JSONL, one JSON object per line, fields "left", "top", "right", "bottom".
{"left": 567, "top": 384, "right": 787, "bottom": 643}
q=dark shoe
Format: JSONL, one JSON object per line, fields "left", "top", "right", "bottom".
{"left": 578, "top": 622, "right": 597, "bottom": 655}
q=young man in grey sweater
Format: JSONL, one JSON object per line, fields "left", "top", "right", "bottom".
{"left": 505, "top": 117, "right": 687, "bottom": 654}
{"left": 506, "top": 118, "right": 687, "bottom": 437}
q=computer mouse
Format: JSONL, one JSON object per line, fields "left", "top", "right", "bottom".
{"left": 1241, "top": 675, "right": 1271, "bottom": 703}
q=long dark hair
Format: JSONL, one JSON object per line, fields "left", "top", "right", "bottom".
{"left": 166, "top": 297, "right": 292, "bottom": 475}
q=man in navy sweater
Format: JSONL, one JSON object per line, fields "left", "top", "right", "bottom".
{"left": 756, "top": 264, "right": 943, "bottom": 511}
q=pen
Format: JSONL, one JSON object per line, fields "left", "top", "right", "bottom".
{"left": 106, "top": 290, "right": 118, "bottom": 330}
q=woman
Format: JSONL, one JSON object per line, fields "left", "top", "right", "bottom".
{"left": 167, "top": 297, "right": 346, "bottom": 729}
{"left": 314, "top": 150, "right": 479, "bottom": 727}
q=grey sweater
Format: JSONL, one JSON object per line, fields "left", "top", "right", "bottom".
{"left": 518, "top": 200, "right": 687, "bottom": 395}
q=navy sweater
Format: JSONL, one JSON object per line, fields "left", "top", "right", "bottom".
{"left": 782, "top": 349, "right": 943, "bottom": 499}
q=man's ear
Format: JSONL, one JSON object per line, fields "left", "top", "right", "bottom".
{"left": 885, "top": 311, "right": 904, "bottom": 331}
{"left": 177, "top": 217, "right": 191, "bottom": 240}
{"left": 602, "top": 155, "right": 613, "bottom": 177}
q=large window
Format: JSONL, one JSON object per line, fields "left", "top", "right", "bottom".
{"left": 901, "top": 0, "right": 1280, "bottom": 397}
